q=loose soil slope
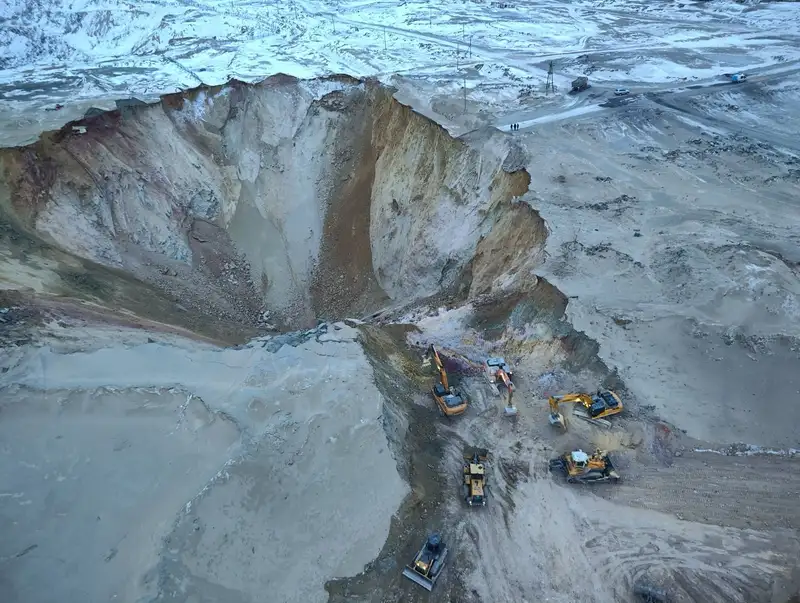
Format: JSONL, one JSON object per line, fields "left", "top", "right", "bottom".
{"left": 0, "top": 76, "right": 532, "bottom": 334}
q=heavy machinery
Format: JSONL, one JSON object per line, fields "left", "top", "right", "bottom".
{"left": 485, "top": 357, "right": 516, "bottom": 415}
{"left": 571, "top": 76, "right": 589, "bottom": 92}
{"left": 547, "top": 389, "right": 623, "bottom": 430}
{"left": 422, "top": 345, "right": 467, "bottom": 416}
{"left": 402, "top": 532, "right": 448, "bottom": 591}
{"left": 462, "top": 448, "right": 489, "bottom": 506}
{"left": 548, "top": 448, "right": 621, "bottom": 483}
{"left": 485, "top": 357, "right": 513, "bottom": 388}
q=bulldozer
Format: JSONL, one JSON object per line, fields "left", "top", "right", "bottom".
{"left": 462, "top": 448, "right": 489, "bottom": 506}
{"left": 402, "top": 532, "right": 448, "bottom": 591}
{"left": 548, "top": 448, "right": 621, "bottom": 484}
{"left": 422, "top": 345, "right": 467, "bottom": 417}
{"left": 547, "top": 389, "right": 623, "bottom": 430}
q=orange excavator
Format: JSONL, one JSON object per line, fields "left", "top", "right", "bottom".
{"left": 485, "top": 357, "right": 517, "bottom": 415}
{"left": 422, "top": 345, "right": 468, "bottom": 417}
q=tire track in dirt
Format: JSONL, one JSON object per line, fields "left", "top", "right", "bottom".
{"left": 595, "top": 451, "right": 800, "bottom": 530}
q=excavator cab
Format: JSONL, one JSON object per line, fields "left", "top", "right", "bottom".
{"left": 588, "top": 390, "right": 622, "bottom": 418}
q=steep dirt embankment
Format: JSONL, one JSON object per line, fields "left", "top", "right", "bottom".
{"left": 0, "top": 76, "right": 535, "bottom": 334}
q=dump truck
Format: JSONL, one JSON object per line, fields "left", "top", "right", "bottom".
{"left": 571, "top": 76, "right": 589, "bottom": 92}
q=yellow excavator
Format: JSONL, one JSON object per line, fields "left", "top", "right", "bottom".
{"left": 548, "top": 389, "right": 623, "bottom": 430}
{"left": 548, "top": 448, "right": 621, "bottom": 484}
{"left": 422, "top": 344, "right": 468, "bottom": 417}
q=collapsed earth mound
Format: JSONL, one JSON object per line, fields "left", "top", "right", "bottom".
{"left": 0, "top": 75, "right": 538, "bottom": 334}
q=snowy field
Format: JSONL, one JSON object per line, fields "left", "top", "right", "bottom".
{"left": 2, "top": 0, "right": 800, "bottom": 144}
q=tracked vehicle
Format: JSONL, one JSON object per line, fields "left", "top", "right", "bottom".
{"left": 462, "top": 448, "right": 489, "bottom": 506}
{"left": 548, "top": 448, "right": 621, "bottom": 483}
{"left": 422, "top": 345, "right": 467, "bottom": 416}
{"left": 402, "top": 532, "right": 448, "bottom": 591}
{"left": 548, "top": 389, "right": 623, "bottom": 429}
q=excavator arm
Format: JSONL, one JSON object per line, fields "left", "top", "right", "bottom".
{"left": 547, "top": 394, "right": 592, "bottom": 429}
{"left": 437, "top": 365, "right": 449, "bottom": 389}
{"left": 423, "top": 345, "right": 449, "bottom": 389}
{"left": 496, "top": 368, "right": 514, "bottom": 391}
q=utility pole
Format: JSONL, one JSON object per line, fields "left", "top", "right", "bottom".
{"left": 468, "top": 35, "right": 473, "bottom": 58}
{"left": 545, "top": 60, "right": 555, "bottom": 95}
{"left": 463, "top": 74, "right": 467, "bottom": 113}
{"left": 456, "top": 42, "right": 459, "bottom": 69}
{"left": 383, "top": 26, "right": 387, "bottom": 51}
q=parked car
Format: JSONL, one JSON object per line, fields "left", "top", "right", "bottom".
{"left": 614, "top": 87, "right": 630, "bottom": 96}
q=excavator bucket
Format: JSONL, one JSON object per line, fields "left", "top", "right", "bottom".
{"left": 421, "top": 353, "right": 431, "bottom": 368}
{"left": 502, "top": 387, "right": 517, "bottom": 416}
{"left": 549, "top": 412, "right": 566, "bottom": 429}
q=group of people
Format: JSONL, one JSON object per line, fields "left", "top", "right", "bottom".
{"left": 509, "top": 123, "right": 521, "bottom": 131}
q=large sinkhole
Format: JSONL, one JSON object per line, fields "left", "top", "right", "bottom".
{"left": 0, "top": 75, "right": 543, "bottom": 337}
{"left": 0, "top": 75, "right": 637, "bottom": 603}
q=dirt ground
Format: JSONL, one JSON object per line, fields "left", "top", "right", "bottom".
{"left": 1, "top": 72, "right": 799, "bottom": 603}
{"left": 326, "top": 324, "right": 800, "bottom": 603}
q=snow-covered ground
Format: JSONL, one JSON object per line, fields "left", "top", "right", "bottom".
{"left": 2, "top": 0, "right": 800, "bottom": 145}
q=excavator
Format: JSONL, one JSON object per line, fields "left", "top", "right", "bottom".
{"left": 462, "top": 448, "right": 489, "bottom": 506}
{"left": 548, "top": 448, "right": 621, "bottom": 484}
{"left": 547, "top": 389, "right": 623, "bottom": 430}
{"left": 485, "top": 357, "right": 517, "bottom": 415}
{"left": 485, "top": 357, "right": 514, "bottom": 390}
{"left": 422, "top": 344, "right": 467, "bottom": 417}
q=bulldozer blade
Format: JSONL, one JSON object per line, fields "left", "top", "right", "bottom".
{"left": 402, "top": 567, "right": 435, "bottom": 591}
{"left": 503, "top": 404, "right": 518, "bottom": 416}
{"left": 464, "top": 447, "right": 490, "bottom": 460}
